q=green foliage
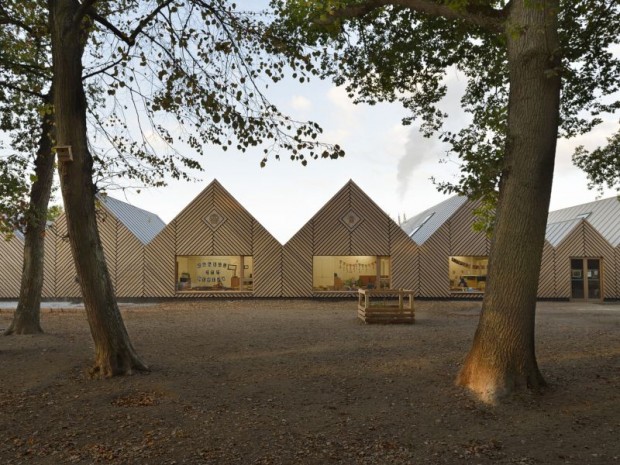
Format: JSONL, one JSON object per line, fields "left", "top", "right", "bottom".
{"left": 573, "top": 129, "right": 620, "bottom": 193}
{"left": 85, "top": 0, "right": 343, "bottom": 175}
{"left": 47, "top": 204, "right": 63, "bottom": 222}
{"left": 1, "top": 0, "right": 344, "bottom": 222}
{"left": 273, "top": 0, "right": 620, "bottom": 208}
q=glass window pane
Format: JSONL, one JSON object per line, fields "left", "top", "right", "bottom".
{"left": 449, "top": 256, "right": 488, "bottom": 293}
{"left": 313, "top": 256, "right": 389, "bottom": 291}
{"left": 570, "top": 259, "right": 584, "bottom": 299}
{"left": 587, "top": 259, "right": 601, "bottom": 299}
{"left": 176, "top": 256, "right": 250, "bottom": 292}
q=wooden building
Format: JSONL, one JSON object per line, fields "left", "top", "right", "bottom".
{"left": 282, "top": 180, "right": 418, "bottom": 297}
{"left": 401, "top": 195, "right": 620, "bottom": 301}
{"left": 3, "top": 181, "right": 619, "bottom": 302}
{"left": 544, "top": 197, "right": 620, "bottom": 300}
{"left": 401, "top": 196, "right": 491, "bottom": 299}
{"left": 42, "top": 195, "right": 165, "bottom": 299}
{"left": 144, "top": 180, "right": 282, "bottom": 298}
{"left": 0, "top": 232, "right": 25, "bottom": 299}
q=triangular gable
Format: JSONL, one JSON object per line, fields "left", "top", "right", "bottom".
{"left": 167, "top": 179, "right": 278, "bottom": 256}
{"left": 546, "top": 218, "right": 582, "bottom": 248}
{"left": 401, "top": 195, "right": 467, "bottom": 245}
{"left": 548, "top": 196, "right": 620, "bottom": 247}
{"left": 285, "top": 180, "right": 395, "bottom": 256}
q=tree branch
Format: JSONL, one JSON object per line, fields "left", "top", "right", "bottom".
{"left": 0, "top": 3, "right": 35, "bottom": 35}
{"left": 0, "top": 81, "right": 45, "bottom": 99}
{"left": 73, "top": 0, "right": 99, "bottom": 26}
{"left": 321, "top": 0, "right": 507, "bottom": 33}
{"left": 88, "top": 0, "right": 176, "bottom": 46}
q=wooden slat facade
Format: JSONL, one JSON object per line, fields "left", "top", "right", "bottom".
{"left": 144, "top": 221, "right": 176, "bottom": 298}
{"left": 417, "top": 200, "right": 491, "bottom": 298}
{"left": 552, "top": 220, "right": 617, "bottom": 300}
{"left": 282, "top": 181, "right": 416, "bottom": 298}
{"left": 145, "top": 180, "right": 282, "bottom": 298}
{"left": 281, "top": 226, "right": 313, "bottom": 297}
{"left": 389, "top": 222, "right": 419, "bottom": 293}
{"left": 0, "top": 234, "right": 24, "bottom": 298}
{"left": 42, "top": 228, "right": 56, "bottom": 298}
{"left": 537, "top": 241, "right": 556, "bottom": 298}
{"left": 116, "top": 226, "right": 144, "bottom": 298}
{"left": 4, "top": 183, "right": 620, "bottom": 302}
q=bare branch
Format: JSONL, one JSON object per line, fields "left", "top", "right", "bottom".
{"left": 88, "top": 0, "right": 176, "bottom": 45}
{"left": 89, "top": 9, "right": 132, "bottom": 43}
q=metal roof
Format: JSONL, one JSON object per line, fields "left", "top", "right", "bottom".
{"left": 12, "top": 230, "right": 25, "bottom": 242}
{"left": 544, "top": 218, "right": 582, "bottom": 247}
{"left": 97, "top": 195, "right": 166, "bottom": 245}
{"left": 547, "top": 196, "right": 620, "bottom": 247}
{"left": 400, "top": 195, "right": 467, "bottom": 245}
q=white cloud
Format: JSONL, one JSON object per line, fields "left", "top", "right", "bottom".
{"left": 290, "top": 95, "right": 312, "bottom": 111}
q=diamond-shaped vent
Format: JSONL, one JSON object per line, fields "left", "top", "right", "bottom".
{"left": 341, "top": 210, "right": 363, "bottom": 231}
{"left": 203, "top": 210, "right": 226, "bottom": 230}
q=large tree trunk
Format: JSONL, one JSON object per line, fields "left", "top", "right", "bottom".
{"left": 49, "top": 0, "right": 148, "bottom": 376}
{"left": 457, "top": 0, "right": 561, "bottom": 403}
{"left": 5, "top": 93, "right": 55, "bottom": 336}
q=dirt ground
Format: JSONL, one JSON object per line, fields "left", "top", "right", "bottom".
{"left": 0, "top": 299, "right": 619, "bottom": 465}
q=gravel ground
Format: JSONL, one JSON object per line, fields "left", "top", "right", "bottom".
{"left": 0, "top": 299, "right": 619, "bottom": 464}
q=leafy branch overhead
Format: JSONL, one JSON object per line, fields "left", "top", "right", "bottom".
{"left": 273, "top": 0, "right": 620, "bottom": 199}
{"left": 84, "top": 0, "right": 344, "bottom": 171}
{"left": 1, "top": 0, "right": 345, "bottom": 225}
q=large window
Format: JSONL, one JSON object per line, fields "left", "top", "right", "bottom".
{"left": 313, "top": 256, "right": 390, "bottom": 292}
{"left": 176, "top": 255, "right": 253, "bottom": 292}
{"left": 449, "top": 256, "right": 488, "bottom": 294}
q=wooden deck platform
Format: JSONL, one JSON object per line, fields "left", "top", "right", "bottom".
{"left": 357, "top": 289, "right": 415, "bottom": 324}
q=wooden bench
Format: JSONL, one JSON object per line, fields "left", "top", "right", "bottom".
{"left": 357, "top": 289, "right": 415, "bottom": 324}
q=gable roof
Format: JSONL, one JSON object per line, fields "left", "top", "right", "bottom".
{"left": 98, "top": 195, "right": 166, "bottom": 245}
{"left": 283, "top": 179, "right": 397, "bottom": 255}
{"left": 547, "top": 196, "right": 620, "bottom": 247}
{"left": 545, "top": 218, "right": 582, "bottom": 247}
{"left": 400, "top": 195, "right": 467, "bottom": 245}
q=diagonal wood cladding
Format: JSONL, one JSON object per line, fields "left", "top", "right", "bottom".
{"left": 283, "top": 180, "right": 414, "bottom": 297}
{"left": 605, "top": 247, "right": 620, "bottom": 299}
{"left": 582, "top": 221, "right": 616, "bottom": 299}
{"left": 0, "top": 234, "right": 24, "bottom": 298}
{"left": 175, "top": 182, "right": 253, "bottom": 256}
{"left": 51, "top": 215, "right": 81, "bottom": 298}
{"left": 144, "top": 221, "right": 176, "bottom": 298}
{"left": 537, "top": 240, "right": 556, "bottom": 298}
{"left": 390, "top": 222, "right": 419, "bottom": 292}
{"left": 96, "top": 207, "right": 119, "bottom": 291}
{"left": 313, "top": 183, "right": 352, "bottom": 255}
{"left": 151, "top": 180, "right": 281, "bottom": 297}
{"left": 42, "top": 227, "right": 56, "bottom": 298}
{"left": 554, "top": 221, "right": 586, "bottom": 298}
{"left": 282, "top": 226, "right": 313, "bottom": 297}
{"left": 419, "top": 226, "right": 450, "bottom": 298}
{"left": 350, "top": 184, "right": 391, "bottom": 256}
{"left": 253, "top": 222, "right": 283, "bottom": 297}
{"left": 551, "top": 221, "right": 617, "bottom": 299}
{"left": 448, "top": 199, "right": 490, "bottom": 256}
{"left": 116, "top": 226, "right": 144, "bottom": 298}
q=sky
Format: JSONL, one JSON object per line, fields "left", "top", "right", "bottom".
{"left": 111, "top": 67, "right": 618, "bottom": 245}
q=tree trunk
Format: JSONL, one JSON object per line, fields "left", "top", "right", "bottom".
{"left": 4, "top": 93, "right": 55, "bottom": 336}
{"left": 457, "top": 0, "right": 561, "bottom": 403}
{"left": 49, "top": 0, "right": 148, "bottom": 376}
